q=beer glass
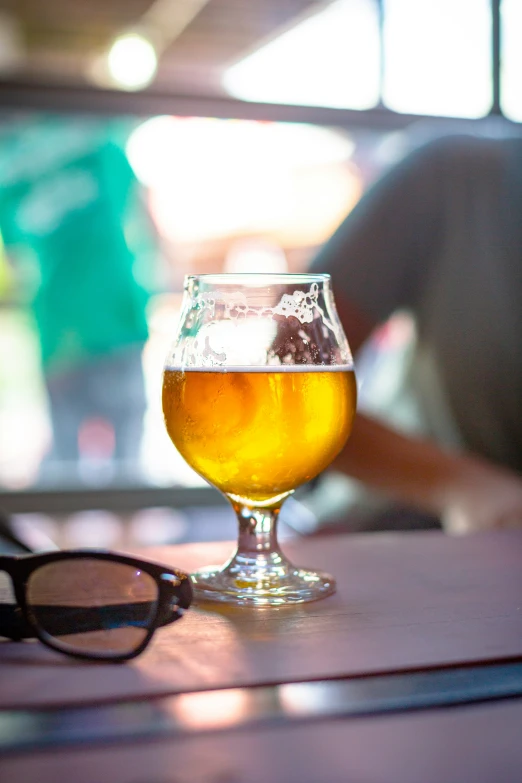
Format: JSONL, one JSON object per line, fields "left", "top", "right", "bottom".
{"left": 162, "top": 274, "right": 356, "bottom": 605}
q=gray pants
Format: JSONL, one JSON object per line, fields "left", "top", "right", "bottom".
{"left": 44, "top": 346, "right": 147, "bottom": 465}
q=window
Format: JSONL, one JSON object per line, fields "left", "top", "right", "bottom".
{"left": 382, "top": 0, "right": 492, "bottom": 118}
{"left": 223, "top": 0, "right": 381, "bottom": 111}
{"left": 222, "top": 0, "right": 500, "bottom": 122}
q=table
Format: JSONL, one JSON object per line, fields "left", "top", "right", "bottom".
{"left": 1, "top": 529, "right": 522, "bottom": 782}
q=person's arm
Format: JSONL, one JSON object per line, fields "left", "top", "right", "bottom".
{"left": 337, "top": 408, "right": 522, "bottom": 533}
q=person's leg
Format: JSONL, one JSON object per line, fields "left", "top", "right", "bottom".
{"left": 45, "top": 370, "right": 88, "bottom": 462}
{"left": 86, "top": 346, "right": 147, "bottom": 465}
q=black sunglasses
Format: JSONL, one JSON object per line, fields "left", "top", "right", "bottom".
{"left": 0, "top": 549, "right": 193, "bottom": 662}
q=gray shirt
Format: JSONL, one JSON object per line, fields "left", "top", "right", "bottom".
{"left": 310, "top": 135, "right": 522, "bottom": 472}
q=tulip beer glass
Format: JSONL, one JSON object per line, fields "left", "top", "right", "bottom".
{"left": 162, "top": 274, "right": 356, "bottom": 605}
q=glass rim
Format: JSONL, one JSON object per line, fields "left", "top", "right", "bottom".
{"left": 185, "top": 273, "right": 331, "bottom": 285}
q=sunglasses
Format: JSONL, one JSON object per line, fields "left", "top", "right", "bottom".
{"left": 0, "top": 549, "right": 193, "bottom": 662}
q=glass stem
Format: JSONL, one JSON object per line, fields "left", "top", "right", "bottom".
{"left": 224, "top": 500, "right": 291, "bottom": 581}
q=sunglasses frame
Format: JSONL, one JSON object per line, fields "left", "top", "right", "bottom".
{"left": 0, "top": 549, "right": 193, "bottom": 662}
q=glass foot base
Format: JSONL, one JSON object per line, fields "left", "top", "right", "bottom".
{"left": 191, "top": 561, "right": 336, "bottom": 606}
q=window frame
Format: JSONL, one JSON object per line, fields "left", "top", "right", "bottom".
{"left": 0, "top": 0, "right": 508, "bottom": 131}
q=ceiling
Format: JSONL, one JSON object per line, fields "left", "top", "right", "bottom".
{"left": 0, "top": 0, "right": 323, "bottom": 97}
{"left": 1, "top": 0, "right": 495, "bottom": 133}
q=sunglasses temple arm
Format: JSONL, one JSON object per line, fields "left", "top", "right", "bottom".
{"left": 155, "top": 577, "right": 193, "bottom": 627}
{"left": 0, "top": 604, "right": 35, "bottom": 640}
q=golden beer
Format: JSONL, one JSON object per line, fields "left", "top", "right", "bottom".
{"left": 162, "top": 367, "right": 356, "bottom": 503}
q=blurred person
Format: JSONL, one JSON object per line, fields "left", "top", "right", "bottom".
{"left": 0, "top": 115, "right": 158, "bottom": 482}
{"left": 309, "top": 133, "right": 522, "bottom": 534}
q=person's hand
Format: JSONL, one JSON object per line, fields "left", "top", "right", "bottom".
{"left": 334, "top": 411, "right": 522, "bottom": 536}
{"left": 442, "top": 462, "right": 522, "bottom": 535}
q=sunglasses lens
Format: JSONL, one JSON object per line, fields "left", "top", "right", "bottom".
{"left": 26, "top": 558, "right": 159, "bottom": 657}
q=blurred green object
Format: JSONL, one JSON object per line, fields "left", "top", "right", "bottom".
{"left": 0, "top": 114, "right": 151, "bottom": 375}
